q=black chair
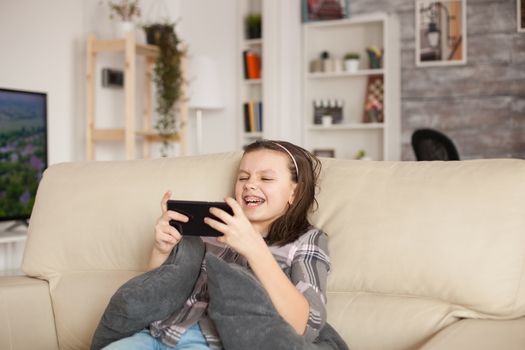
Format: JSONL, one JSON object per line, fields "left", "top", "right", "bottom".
{"left": 411, "top": 129, "right": 460, "bottom": 161}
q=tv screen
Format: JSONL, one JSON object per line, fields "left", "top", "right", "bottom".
{"left": 0, "top": 88, "right": 47, "bottom": 222}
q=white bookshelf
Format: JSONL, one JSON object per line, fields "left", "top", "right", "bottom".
{"left": 302, "top": 13, "right": 400, "bottom": 160}
{"left": 307, "top": 69, "right": 385, "bottom": 79}
{"left": 238, "top": 0, "right": 265, "bottom": 148}
{"left": 306, "top": 123, "right": 385, "bottom": 131}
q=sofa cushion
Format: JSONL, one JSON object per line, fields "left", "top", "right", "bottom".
{"left": 90, "top": 237, "right": 205, "bottom": 350}
{"left": 315, "top": 159, "right": 525, "bottom": 314}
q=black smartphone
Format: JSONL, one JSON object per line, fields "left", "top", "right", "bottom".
{"left": 166, "top": 199, "right": 234, "bottom": 237}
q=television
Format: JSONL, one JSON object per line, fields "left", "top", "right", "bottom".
{"left": 0, "top": 88, "right": 47, "bottom": 225}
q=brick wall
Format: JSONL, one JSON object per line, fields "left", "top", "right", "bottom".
{"left": 351, "top": 0, "right": 525, "bottom": 159}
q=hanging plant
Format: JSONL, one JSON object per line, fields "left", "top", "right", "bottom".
{"left": 143, "top": 22, "right": 184, "bottom": 156}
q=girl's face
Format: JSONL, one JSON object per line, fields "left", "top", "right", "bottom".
{"left": 235, "top": 149, "right": 297, "bottom": 235}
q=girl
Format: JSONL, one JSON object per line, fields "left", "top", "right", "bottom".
{"left": 104, "top": 140, "right": 331, "bottom": 350}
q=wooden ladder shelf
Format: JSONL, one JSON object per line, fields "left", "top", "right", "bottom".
{"left": 86, "top": 33, "right": 188, "bottom": 160}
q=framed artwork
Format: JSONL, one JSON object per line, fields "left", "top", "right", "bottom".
{"left": 415, "top": 0, "right": 467, "bottom": 67}
{"left": 313, "top": 149, "right": 335, "bottom": 158}
{"left": 519, "top": 0, "right": 525, "bottom": 33}
{"left": 302, "top": 0, "right": 349, "bottom": 22}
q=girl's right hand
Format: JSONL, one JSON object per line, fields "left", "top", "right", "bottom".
{"left": 153, "top": 190, "right": 189, "bottom": 256}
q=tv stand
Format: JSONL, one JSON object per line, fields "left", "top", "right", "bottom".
{"left": 4, "top": 220, "right": 28, "bottom": 232}
{"left": 0, "top": 221, "right": 27, "bottom": 274}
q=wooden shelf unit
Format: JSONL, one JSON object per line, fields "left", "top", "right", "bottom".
{"left": 302, "top": 13, "right": 400, "bottom": 160}
{"left": 238, "top": 0, "right": 265, "bottom": 148}
{"left": 86, "top": 33, "right": 188, "bottom": 160}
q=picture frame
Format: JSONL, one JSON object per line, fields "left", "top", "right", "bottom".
{"left": 519, "top": 0, "right": 525, "bottom": 33}
{"left": 301, "top": 0, "right": 349, "bottom": 23}
{"left": 415, "top": 0, "right": 467, "bottom": 67}
{"left": 313, "top": 149, "right": 335, "bottom": 158}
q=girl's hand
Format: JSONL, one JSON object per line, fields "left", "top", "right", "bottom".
{"left": 205, "top": 197, "right": 266, "bottom": 258}
{"left": 153, "top": 190, "right": 188, "bottom": 256}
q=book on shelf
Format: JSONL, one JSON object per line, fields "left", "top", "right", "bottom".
{"left": 242, "top": 50, "right": 261, "bottom": 80}
{"left": 243, "top": 101, "right": 263, "bottom": 132}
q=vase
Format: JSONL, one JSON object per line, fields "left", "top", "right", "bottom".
{"left": 115, "top": 21, "right": 135, "bottom": 38}
{"left": 344, "top": 59, "right": 359, "bottom": 73}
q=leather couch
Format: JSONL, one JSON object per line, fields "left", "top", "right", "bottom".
{"left": 1, "top": 153, "right": 525, "bottom": 349}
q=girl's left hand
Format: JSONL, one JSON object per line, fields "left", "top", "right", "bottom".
{"left": 204, "top": 197, "right": 266, "bottom": 258}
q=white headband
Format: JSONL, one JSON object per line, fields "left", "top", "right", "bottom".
{"left": 273, "top": 142, "right": 299, "bottom": 179}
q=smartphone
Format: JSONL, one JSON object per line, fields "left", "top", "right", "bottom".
{"left": 166, "top": 199, "right": 234, "bottom": 237}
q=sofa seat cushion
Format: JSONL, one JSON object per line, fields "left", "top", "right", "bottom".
{"left": 327, "top": 292, "right": 469, "bottom": 350}
{"left": 420, "top": 317, "right": 525, "bottom": 350}
{"left": 48, "top": 270, "right": 140, "bottom": 349}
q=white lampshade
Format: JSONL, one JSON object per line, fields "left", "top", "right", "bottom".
{"left": 188, "top": 55, "right": 223, "bottom": 110}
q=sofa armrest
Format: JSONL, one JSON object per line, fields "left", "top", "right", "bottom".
{"left": 0, "top": 276, "right": 58, "bottom": 350}
{"left": 420, "top": 317, "right": 525, "bottom": 350}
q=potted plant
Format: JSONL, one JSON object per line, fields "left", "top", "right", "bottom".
{"left": 245, "top": 13, "right": 262, "bottom": 39}
{"left": 107, "top": 0, "right": 141, "bottom": 37}
{"left": 143, "top": 22, "right": 184, "bottom": 156}
{"left": 343, "top": 52, "right": 360, "bottom": 73}
{"left": 355, "top": 149, "right": 371, "bottom": 160}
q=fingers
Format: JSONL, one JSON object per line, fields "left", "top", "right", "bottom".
{"left": 209, "top": 197, "right": 241, "bottom": 222}
{"left": 209, "top": 206, "right": 233, "bottom": 225}
{"left": 161, "top": 210, "right": 189, "bottom": 224}
{"left": 156, "top": 216, "right": 182, "bottom": 235}
{"left": 159, "top": 231, "right": 181, "bottom": 245}
{"left": 160, "top": 190, "right": 172, "bottom": 213}
{"left": 204, "top": 217, "right": 228, "bottom": 235}
{"left": 156, "top": 220, "right": 182, "bottom": 246}
{"left": 224, "top": 197, "right": 243, "bottom": 216}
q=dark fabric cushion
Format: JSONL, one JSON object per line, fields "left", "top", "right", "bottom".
{"left": 90, "top": 237, "right": 205, "bottom": 350}
{"left": 205, "top": 253, "right": 348, "bottom": 350}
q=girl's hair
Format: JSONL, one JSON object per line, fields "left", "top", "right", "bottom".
{"left": 242, "top": 139, "right": 322, "bottom": 246}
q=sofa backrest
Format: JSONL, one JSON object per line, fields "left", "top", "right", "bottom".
{"left": 23, "top": 154, "right": 525, "bottom": 350}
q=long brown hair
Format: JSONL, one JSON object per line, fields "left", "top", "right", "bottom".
{"left": 242, "top": 140, "right": 322, "bottom": 246}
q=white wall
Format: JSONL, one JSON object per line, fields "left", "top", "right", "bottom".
{"left": 0, "top": 0, "right": 86, "bottom": 164}
{"left": 179, "top": 0, "right": 238, "bottom": 155}
{"left": 0, "top": 0, "right": 239, "bottom": 163}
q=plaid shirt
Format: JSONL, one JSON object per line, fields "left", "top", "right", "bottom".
{"left": 149, "top": 227, "right": 331, "bottom": 349}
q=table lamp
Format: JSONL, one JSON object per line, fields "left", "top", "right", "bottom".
{"left": 188, "top": 55, "right": 224, "bottom": 154}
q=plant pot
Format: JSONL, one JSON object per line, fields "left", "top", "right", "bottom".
{"left": 144, "top": 24, "right": 174, "bottom": 45}
{"left": 344, "top": 59, "right": 359, "bottom": 73}
{"left": 246, "top": 25, "right": 261, "bottom": 39}
{"left": 115, "top": 21, "right": 135, "bottom": 38}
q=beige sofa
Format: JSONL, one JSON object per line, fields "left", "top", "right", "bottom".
{"left": 1, "top": 153, "right": 525, "bottom": 350}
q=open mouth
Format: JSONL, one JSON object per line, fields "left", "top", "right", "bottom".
{"left": 243, "top": 195, "right": 265, "bottom": 207}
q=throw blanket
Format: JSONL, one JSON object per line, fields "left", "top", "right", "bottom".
{"left": 91, "top": 237, "right": 348, "bottom": 350}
